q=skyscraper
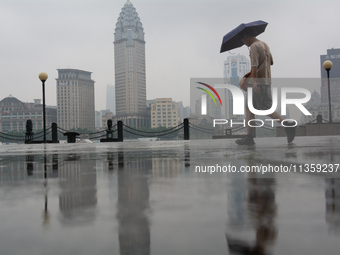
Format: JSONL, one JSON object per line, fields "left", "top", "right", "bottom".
{"left": 223, "top": 55, "right": 250, "bottom": 119}
{"left": 56, "top": 69, "right": 95, "bottom": 131}
{"left": 113, "top": 0, "right": 149, "bottom": 128}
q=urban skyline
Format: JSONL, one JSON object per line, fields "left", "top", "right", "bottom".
{"left": 2, "top": 0, "right": 340, "bottom": 112}
{"left": 1, "top": 0, "right": 339, "bottom": 131}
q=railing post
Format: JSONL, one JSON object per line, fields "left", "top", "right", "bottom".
{"left": 25, "top": 119, "right": 34, "bottom": 143}
{"left": 117, "top": 121, "right": 123, "bottom": 142}
{"left": 184, "top": 118, "right": 189, "bottom": 140}
{"left": 63, "top": 132, "right": 79, "bottom": 143}
{"left": 51, "top": 123, "right": 58, "bottom": 143}
{"left": 106, "top": 119, "right": 114, "bottom": 139}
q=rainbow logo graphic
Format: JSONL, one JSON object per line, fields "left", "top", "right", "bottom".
{"left": 196, "top": 82, "right": 222, "bottom": 106}
{"left": 196, "top": 82, "right": 222, "bottom": 115}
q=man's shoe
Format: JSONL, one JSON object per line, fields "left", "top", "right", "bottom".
{"left": 284, "top": 121, "right": 296, "bottom": 143}
{"left": 235, "top": 135, "right": 255, "bottom": 145}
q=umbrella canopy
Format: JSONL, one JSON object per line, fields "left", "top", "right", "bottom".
{"left": 220, "top": 20, "right": 268, "bottom": 53}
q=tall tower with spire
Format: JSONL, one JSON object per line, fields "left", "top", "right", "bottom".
{"left": 113, "top": 0, "right": 149, "bottom": 128}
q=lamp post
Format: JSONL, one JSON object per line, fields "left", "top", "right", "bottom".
{"left": 39, "top": 72, "right": 48, "bottom": 143}
{"left": 323, "top": 60, "right": 333, "bottom": 123}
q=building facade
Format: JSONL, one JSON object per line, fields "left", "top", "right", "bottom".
{"left": 223, "top": 55, "right": 250, "bottom": 119}
{"left": 113, "top": 0, "right": 149, "bottom": 128}
{"left": 56, "top": 69, "right": 95, "bottom": 131}
{"left": 102, "top": 112, "right": 114, "bottom": 129}
{"left": 150, "top": 98, "right": 178, "bottom": 128}
{"left": 194, "top": 95, "right": 222, "bottom": 120}
{"left": 301, "top": 49, "right": 340, "bottom": 124}
{"left": 224, "top": 54, "right": 250, "bottom": 81}
{"left": 96, "top": 110, "right": 111, "bottom": 129}
{"left": 320, "top": 48, "right": 340, "bottom": 105}
{"left": 0, "top": 95, "right": 57, "bottom": 132}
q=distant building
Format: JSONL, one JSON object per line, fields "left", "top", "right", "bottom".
{"left": 188, "top": 115, "right": 214, "bottom": 126}
{"left": 56, "top": 68, "right": 95, "bottom": 131}
{"left": 183, "top": 106, "right": 191, "bottom": 119}
{"left": 177, "top": 102, "right": 184, "bottom": 124}
{"left": 150, "top": 98, "right": 178, "bottom": 128}
{"left": 114, "top": 0, "right": 149, "bottom": 128}
{"left": 304, "top": 103, "right": 340, "bottom": 123}
{"left": 303, "top": 90, "right": 339, "bottom": 123}
{"left": 223, "top": 55, "right": 250, "bottom": 119}
{"left": 320, "top": 48, "right": 340, "bottom": 105}
{"left": 96, "top": 110, "right": 111, "bottom": 129}
{"left": 0, "top": 95, "right": 57, "bottom": 132}
{"left": 194, "top": 95, "right": 222, "bottom": 119}
{"left": 175, "top": 102, "right": 190, "bottom": 124}
{"left": 102, "top": 112, "right": 114, "bottom": 129}
{"left": 146, "top": 99, "right": 156, "bottom": 108}
{"left": 224, "top": 54, "right": 250, "bottom": 82}
{"left": 106, "top": 85, "right": 115, "bottom": 115}
{"left": 306, "top": 90, "right": 322, "bottom": 107}
{"left": 300, "top": 49, "right": 340, "bottom": 124}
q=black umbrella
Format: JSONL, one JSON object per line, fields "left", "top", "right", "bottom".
{"left": 220, "top": 20, "right": 268, "bottom": 53}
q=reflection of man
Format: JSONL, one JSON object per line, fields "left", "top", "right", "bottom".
{"left": 235, "top": 32, "right": 296, "bottom": 145}
{"left": 226, "top": 176, "right": 277, "bottom": 255}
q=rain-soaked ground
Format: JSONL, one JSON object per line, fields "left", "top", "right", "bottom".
{"left": 0, "top": 136, "right": 340, "bottom": 255}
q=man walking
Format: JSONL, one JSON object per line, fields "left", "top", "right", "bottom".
{"left": 235, "top": 32, "right": 295, "bottom": 145}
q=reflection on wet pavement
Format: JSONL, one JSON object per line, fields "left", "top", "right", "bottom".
{"left": 227, "top": 175, "right": 277, "bottom": 255}
{"left": 0, "top": 140, "right": 339, "bottom": 254}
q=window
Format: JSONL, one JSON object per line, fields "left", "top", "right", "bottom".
{"left": 2, "top": 121, "right": 10, "bottom": 132}
{"left": 18, "top": 122, "right": 24, "bottom": 131}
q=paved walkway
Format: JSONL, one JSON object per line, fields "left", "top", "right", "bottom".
{"left": 1, "top": 135, "right": 339, "bottom": 173}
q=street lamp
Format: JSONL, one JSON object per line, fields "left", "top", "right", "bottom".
{"left": 39, "top": 72, "right": 48, "bottom": 143}
{"left": 323, "top": 60, "right": 333, "bottom": 123}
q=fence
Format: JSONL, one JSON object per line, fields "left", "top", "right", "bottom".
{"left": 0, "top": 118, "right": 279, "bottom": 144}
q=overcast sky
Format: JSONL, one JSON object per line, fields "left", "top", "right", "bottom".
{"left": 1, "top": 0, "right": 339, "bottom": 110}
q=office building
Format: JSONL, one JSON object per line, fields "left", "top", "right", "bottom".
{"left": 223, "top": 55, "right": 250, "bottom": 119}
{"left": 102, "top": 112, "right": 114, "bottom": 128}
{"left": 303, "top": 90, "right": 340, "bottom": 123}
{"left": 194, "top": 96, "right": 221, "bottom": 119}
{"left": 150, "top": 98, "right": 178, "bottom": 128}
{"left": 183, "top": 106, "right": 191, "bottom": 119}
{"left": 0, "top": 95, "right": 57, "bottom": 132}
{"left": 56, "top": 69, "right": 95, "bottom": 131}
{"left": 301, "top": 48, "right": 340, "bottom": 123}
{"left": 96, "top": 110, "right": 111, "bottom": 129}
{"left": 113, "top": 0, "right": 149, "bottom": 128}
{"left": 224, "top": 54, "right": 250, "bottom": 82}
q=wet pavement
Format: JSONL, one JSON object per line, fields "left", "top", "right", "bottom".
{"left": 0, "top": 136, "right": 339, "bottom": 255}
